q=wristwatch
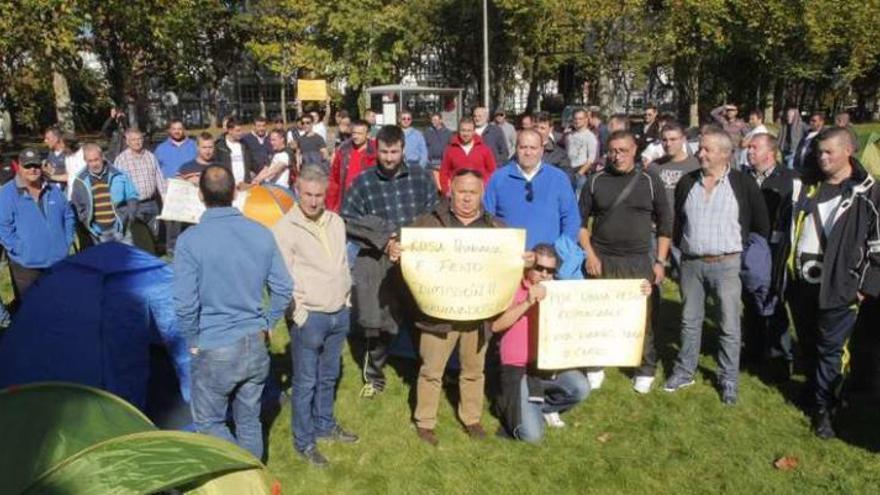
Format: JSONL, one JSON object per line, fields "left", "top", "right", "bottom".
{"left": 654, "top": 258, "right": 667, "bottom": 266}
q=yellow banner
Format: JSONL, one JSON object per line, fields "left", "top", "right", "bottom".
{"left": 537, "top": 279, "right": 647, "bottom": 369}
{"left": 298, "top": 79, "right": 328, "bottom": 101}
{"left": 400, "top": 228, "right": 526, "bottom": 321}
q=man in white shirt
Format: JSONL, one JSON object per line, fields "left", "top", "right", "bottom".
{"left": 214, "top": 117, "right": 260, "bottom": 188}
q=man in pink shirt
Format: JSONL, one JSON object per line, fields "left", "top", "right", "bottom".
{"left": 491, "top": 243, "right": 590, "bottom": 442}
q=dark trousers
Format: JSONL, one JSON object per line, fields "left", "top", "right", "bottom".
{"left": 596, "top": 251, "right": 658, "bottom": 376}
{"left": 789, "top": 282, "right": 858, "bottom": 410}
{"left": 362, "top": 331, "right": 394, "bottom": 390}
{"left": 9, "top": 260, "right": 44, "bottom": 312}
{"left": 742, "top": 297, "right": 793, "bottom": 366}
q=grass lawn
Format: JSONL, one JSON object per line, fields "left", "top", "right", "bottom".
{"left": 255, "top": 280, "right": 880, "bottom": 494}
{"left": 2, "top": 264, "right": 878, "bottom": 493}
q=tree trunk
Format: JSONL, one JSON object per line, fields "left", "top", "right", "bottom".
{"left": 689, "top": 71, "right": 700, "bottom": 128}
{"left": 763, "top": 77, "right": 775, "bottom": 124}
{"left": 525, "top": 57, "right": 541, "bottom": 114}
{"left": 280, "top": 81, "right": 288, "bottom": 126}
{"left": 52, "top": 70, "right": 75, "bottom": 133}
{"left": 256, "top": 73, "right": 266, "bottom": 118}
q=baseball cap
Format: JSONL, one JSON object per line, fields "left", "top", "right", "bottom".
{"left": 18, "top": 148, "right": 42, "bottom": 166}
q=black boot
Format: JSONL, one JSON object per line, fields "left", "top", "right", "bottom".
{"left": 812, "top": 409, "right": 835, "bottom": 440}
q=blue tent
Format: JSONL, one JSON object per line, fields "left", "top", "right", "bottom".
{"left": 0, "top": 242, "right": 190, "bottom": 422}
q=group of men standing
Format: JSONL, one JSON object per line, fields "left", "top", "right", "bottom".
{"left": 3, "top": 102, "right": 878, "bottom": 470}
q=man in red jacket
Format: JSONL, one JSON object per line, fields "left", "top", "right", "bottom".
{"left": 325, "top": 120, "right": 376, "bottom": 211}
{"left": 438, "top": 117, "right": 496, "bottom": 195}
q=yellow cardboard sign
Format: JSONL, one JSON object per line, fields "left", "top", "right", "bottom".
{"left": 400, "top": 228, "right": 526, "bottom": 321}
{"left": 537, "top": 279, "right": 647, "bottom": 369}
{"left": 298, "top": 79, "right": 328, "bottom": 101}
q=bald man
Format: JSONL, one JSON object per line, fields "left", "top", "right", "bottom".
{"left": 742, "top": 133, "right": 798, "bottom": 379}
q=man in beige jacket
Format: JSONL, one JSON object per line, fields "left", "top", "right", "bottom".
{"left": 272, "top": 166, "right": 357, "bottom": 467}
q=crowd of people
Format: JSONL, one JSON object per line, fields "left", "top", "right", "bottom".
{"left": 0, "top": 101, "right": 878, "bottom": 468}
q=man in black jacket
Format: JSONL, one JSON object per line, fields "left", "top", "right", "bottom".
{"left": 743, "top": 133, "right": 798, "bottom": 380}
{"left": 214, "top": 118, "right": 261, "bottom": 188}
{"left": 784, "top": 128, "right": 880, "bottom": 439}
{"left": 664, "top": 129, "right": 770, "bottom": 405}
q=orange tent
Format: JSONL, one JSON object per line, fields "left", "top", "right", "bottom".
{"left": 238, "top": 184, "right": 295, "bottom": 228}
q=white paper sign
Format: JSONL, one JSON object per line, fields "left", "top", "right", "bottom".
{"left": 158, "top": 179, "right": 205, "bottom": 224}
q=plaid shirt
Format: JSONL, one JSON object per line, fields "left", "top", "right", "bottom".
{"left": 341, "top": 164, "right": 438, "bottom": 231}
{"left": 113, "top": 148, "right": 166, "bottom": 200}
{"left": 681, "top": 168, "right": 741, "bottom": 256}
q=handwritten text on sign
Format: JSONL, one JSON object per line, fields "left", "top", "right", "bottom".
{"left": 400, "top": 228, "right": 525, "bottom": 321}
{"left": 538, "top": 279, "right": 647, "bottom": 369}
{"left": 158, "top": 179, "right": 205, "bottom": 224}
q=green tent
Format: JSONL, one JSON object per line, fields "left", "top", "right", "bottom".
{"left": 857, "top": 131, "right": 880, "bottom": 178}
{"left": 0, "top": 383, "right": 279, "bottom": 495}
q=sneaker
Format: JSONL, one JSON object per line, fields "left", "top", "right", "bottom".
{"left": 543, "top": 412, "right": 566, "bottom": 428}
{"left": 359, "top": 382, "right": 381, "bottom": 399}
{"left": 318, "top": 425, "right": 359, "bottom": 444}
{"left": 586, "top": 370, "right": 606, "bottom": 390}
{"left": 663, "top": 374, "right": 695, "bottom": 392}
{"left": 720, "top": 381, "right": 738, "bottom": 405}
{"left": 632, "top": 375, "right": 655, "bottom": 394}
{"left": 299, "top": 446, "right": 329, "bottom": 467}
{"left": 464, "top": 423, "right": 487, "bottom": 440}
{"left": 813, "top": 409, "right": 836, "bottom": 440}
{"left": 416, "top": 427, "right": 439, "bottom": 446}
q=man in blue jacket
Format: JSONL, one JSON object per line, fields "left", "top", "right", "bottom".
{"left": 0, "top": 148, "right": 75, "bottom": 309}
{"left": 174, "top": 165, "right": 293, "bottom": 460}
{"left": 484, "top": 129, "right": 581, "bottom": 249}
{"left": 70, "top": 143, "right": 140, "bottom": 246}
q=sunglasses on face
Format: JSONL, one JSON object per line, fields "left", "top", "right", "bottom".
{"left": 525, "top": 181, "right": 534, "bottom": 202}
{"left": 21, "top": 162, "right": 42, "bottom": 170}
{"left": 533, "top": 264, "right": 556, "bottom": 275}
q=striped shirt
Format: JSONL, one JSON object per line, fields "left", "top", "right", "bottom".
{"left": 681, "top": 168, "right": 741, "bottom": 256}
{"left": 113, "top": 148, "right": 166, "bottom": 201}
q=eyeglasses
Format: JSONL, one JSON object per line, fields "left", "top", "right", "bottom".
{"left": 525, "top": 181, "right": 534, "bottom": 202}
{"left": 21, "top": 162, "right": 42, "bottom": 170}
{"left": 533, "top": 264, "right": 556, "bottom": 275}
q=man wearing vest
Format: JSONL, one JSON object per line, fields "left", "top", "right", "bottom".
{"left": 783, "top": 128, "right": 880, "bottom": 439}
{"left": 70, "top": 143, "right": 140, "bottom": 246}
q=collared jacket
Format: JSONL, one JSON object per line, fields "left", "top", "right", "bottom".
{"left": 409, "top": 202, "right": 505, "bottom": 335}
{"left": 326, "top": 138, "right": 377, "bottom": 212}
{"left": 438, "top": 134, "right": 496, "bottom": 195}
{"left": 673, "top": 167, "right": 770, "bottom": 249}
{"left": 271, "top": 205, "right": 351, "bottom": 326}
{"left": 214, "top": 137, "right": 261, "bottom": 182}
{"left": 424, "top": 125, "right": 453, "bottom": 167}
{"left": 479, "top": 124, "right": 510, "bottom": 165}
{"left": 70, "top": 163, "right": 140, "bottom": 237}
{"left": 0, "top": 177, "right": 75, "bottom": 268}
{"left": 782, "top": 158, "right": 880, "bottom": 308}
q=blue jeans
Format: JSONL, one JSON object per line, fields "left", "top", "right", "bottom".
{"left": 290, "top": 308, "right": 350, "bottom": 452}
{"left": 190, "top": 331, "right": 270, "bottom": 459}
{"left": 673, "top": 255, "right": 742, "bottom": 385}
{"left": 516, "top": 370, "right": 590, "bottom": 443}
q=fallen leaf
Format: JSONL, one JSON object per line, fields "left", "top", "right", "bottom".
{"left": 773, "top": 456, "right": 799, "bottom": 471}
{"left": 596, "top": 432, "right": 612, "bottom": 443}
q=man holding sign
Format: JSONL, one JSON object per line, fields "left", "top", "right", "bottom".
{"left": 407, "top": 169, "right": 509, "bottom": 445}
{"left": 579, "top": 130, "right": 672, "bottom": 394}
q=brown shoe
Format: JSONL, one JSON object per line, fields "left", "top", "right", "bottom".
{"left": 464, "top": 423, "right": 487, "bottom": 439}
{"left": 416, "top": 427, "right": 439, "bottom": 446}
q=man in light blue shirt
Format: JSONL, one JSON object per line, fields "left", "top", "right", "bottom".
{"left": 174, "top": 165, "right": 293, "bottom": 459}
{"left": 154, "top": 119, "right": 197, "bottom": 178}
{"left": 400, "top": 110, "right": 428, "bottom": 168}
